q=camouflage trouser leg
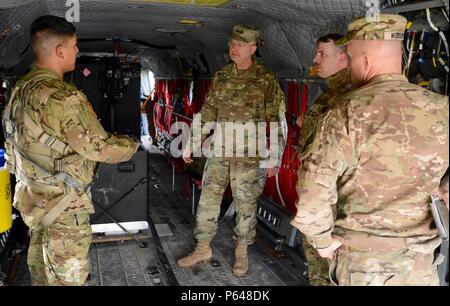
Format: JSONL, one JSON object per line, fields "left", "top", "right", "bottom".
{"left": 27, "top": 227, "right": 48, "bottom": 286}
{"left": 194, "top": 158, "right": 230, "bottom": 243}
{"left": 42, "top": 212, "right": 92, "bottom": 286}
{"left": 230, "top": 160, "right": 265, "bottom": 244}
{"left": 332, "top": 247, "right": 441, "bottom": 286}
{"left": 302, "top": 235, "right": 331, "bottom": 286}
{"left": 194, "top": 158, "right": 265, "bottom": 244}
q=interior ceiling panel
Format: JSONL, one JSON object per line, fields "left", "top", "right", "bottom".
{"left": 0, "top": 0, "right": 37, "bottom": 9}
{"left": 1, "top": 0, "right": 366, "bottom": 77}
{"left": 125, "top": 0, "right": 231, "bottom": 6}
{"left": 0, "top": 0, "right": 49, "bottom": 72}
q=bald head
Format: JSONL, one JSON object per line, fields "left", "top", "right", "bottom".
{"left": 346, "top": 40, "right": 403, "bottom": 87}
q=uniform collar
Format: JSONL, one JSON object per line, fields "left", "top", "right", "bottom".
{"left": 28, "top": 65, "right": 62, "bottom": 80}
{"left": 230, "top": 59, "right": 258, "bottom": 78}
{"left": 325, "top": 68, "right": 352, "bottom": 91}
{"left": 365, "top": 73, "right": 408, "bottom": 85}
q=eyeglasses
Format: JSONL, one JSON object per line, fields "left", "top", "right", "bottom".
{"left": 228, "top": 40, "right": 256, "bottom": 48}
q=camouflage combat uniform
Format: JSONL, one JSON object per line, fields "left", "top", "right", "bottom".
{"left": 297, "top": 68, "right": 353, "bottom": 286}
{"left": 193, "top": 60, "right": 285, "bottom": 244}
{"left": 3, "top": 67, "right": 139, "bottom": 286}
{"left": 298, "top": 68, "right": 353, "bottom": 158}
{"left": 291, "top": 14, "right": 449, "bottom": 286}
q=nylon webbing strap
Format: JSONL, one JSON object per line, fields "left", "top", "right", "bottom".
{"left": 9, "top": 136, "right": 86, "bottom": 192}
{"left": 23, "top": 111, "right": 69, "bottom": 155}
{"left": 4, "top": 74, "right": 69, "bottom": 155}
{"left": 16, "top": 170, "right": 62, "bottom": 193}
{"left": 4, "top": 75, "right": 86, "bottom": 192}
{"left": 36, "top": 190, "right": 77, "bottom": 231}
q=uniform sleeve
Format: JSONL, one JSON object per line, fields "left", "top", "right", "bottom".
{"left": 298, "top": 103, "right": 327, "bottom": 155}
{"left": 191, "top": 73, "right": 219, "bottom": 149}
{"left": 265, "top": 75, "right": 286, "bottom": 168}
{"left": 198, "top": 74, "right": 219, "bottom": 124}
{"left": 59, "top": 92, "right": 139, "bottom": 163}
{"left": 290, "top": 100, "right": 356, "bottom": 249}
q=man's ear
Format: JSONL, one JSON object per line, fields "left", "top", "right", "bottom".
{"left": 363, "top": 54, "right": 370, "bottom": 72}
{"left": 55, "top": 44, "right": 64, "bottom": 59}
{"left": 250, "top": 45, "right": 257, "bottom": 56}
{"left": 337, "top": 52, "right": 347, "bottom": 65}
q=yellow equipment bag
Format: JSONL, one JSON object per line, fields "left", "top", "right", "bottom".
{"left": 0, "top": 149, "right": 12, "bottom": 233}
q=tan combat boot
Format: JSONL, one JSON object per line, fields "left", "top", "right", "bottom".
{"left": 177, "top": 242, "right": 212, "bottom": 268}
{"left": 232, "top": 241, "right": 248, "bottom": 277}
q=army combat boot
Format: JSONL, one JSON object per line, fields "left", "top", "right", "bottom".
{"left": 177, "top": 242, "right": 212, "bottom": 268}
{"left": 232, "top": 241, "right": 248, "bottom": 277}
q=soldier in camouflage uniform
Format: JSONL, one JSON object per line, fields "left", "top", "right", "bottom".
{"left": 290, "top": 14, "right": 449, "bottom": 286}
{"left": 295, "top": 34, "right": 353, "bottom": 286}
{"left": 2, "top": 16, "right": 138, "bottom": 286}
{"left": 177, "top": 25, "right": 286, "bottom": 277}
